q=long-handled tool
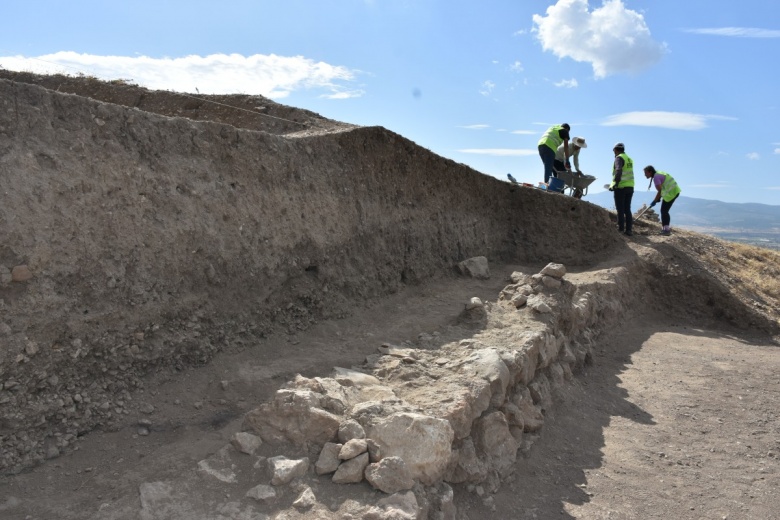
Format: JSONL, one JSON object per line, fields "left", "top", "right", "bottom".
{"left": 634, "top": 203, "right": 653, "bottom": 220}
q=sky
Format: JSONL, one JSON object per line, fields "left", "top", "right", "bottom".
{"left": 1, "top": 0, "right": 779, "bottom": 205}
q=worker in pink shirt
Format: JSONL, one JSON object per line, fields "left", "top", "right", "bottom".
{"left": 644, "top": 165, "right": 681, "bottom": 236}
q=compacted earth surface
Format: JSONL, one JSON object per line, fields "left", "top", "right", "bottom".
{"left": 1, "top": 71, "right": 778, "bottom": 520}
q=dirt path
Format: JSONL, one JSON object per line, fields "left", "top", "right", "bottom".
{"left": 458, "top": 318, "right": 780, "bottom": 520}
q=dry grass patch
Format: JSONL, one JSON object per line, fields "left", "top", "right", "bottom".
{"left": 699, "top": 239, "right": 780, "bottom": 313}
{"left": 727, "top": 243, "right": 780, "bottom": 299}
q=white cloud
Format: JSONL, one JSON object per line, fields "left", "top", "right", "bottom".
{"left": 509, "top": 61, "right": 524, "bottom": 72}
{"left": 766, "top": 186, "right": 780, "bottom": 190}
{"left": 479, "top": 80, "right": 496, "bottom": 96}
{"left": 532, "top": 0, "right": 667, "bottom": 78}
{"left": 684, "top": 27, "right": 780, "bottom": 38}
{"left": 690, "top": 184, "right": 732, "bottom": 188}
{"left": 601, "top": 111, "right": 735, "bottom": 130}
{"left": 0, "top": 52, "right": 360, "bottom": 99}
{"left": 747, "top": 152, "right": 760, "bottom": 160}
{"left": 458, "top": 124, "right": 490, "bottom": 130}
{"left": 322, "top": 89, "right": 366, "bottom": 99}
{"left": 458, "top": 148, "right": 537, "bottom": 156}
{"left": 511, "top": 130, "right": 536, "bottom": 135}
{"left": 554, "top": 78, "right": 578, "bottom": 88}
{"left": 774, "top": 148, "right": 780, "bottom": 154}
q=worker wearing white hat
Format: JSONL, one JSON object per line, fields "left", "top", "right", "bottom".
{"left": 554, "top": 136, "right": 587, "bottom": 174}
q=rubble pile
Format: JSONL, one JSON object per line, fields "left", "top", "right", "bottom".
{"left": 634, "top": 204, "right": 661, "bottom": 223}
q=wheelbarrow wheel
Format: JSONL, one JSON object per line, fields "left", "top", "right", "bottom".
{"left": 573, "top": 188, "right": 583, "bottom": 199}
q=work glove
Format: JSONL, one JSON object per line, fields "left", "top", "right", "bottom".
{"left": 608, "top": 187, "right": 614, "bottom": 192}
{"left": 649, "top": 201, "right": 657, "bottom": 208}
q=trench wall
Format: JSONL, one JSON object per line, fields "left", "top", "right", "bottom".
{"left": 0, "top": 79, "right": 620, "bottom": 471}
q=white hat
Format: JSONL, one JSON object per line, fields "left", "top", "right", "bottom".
{"left": 572, "top": 136, "right": 587, "bottom": 148}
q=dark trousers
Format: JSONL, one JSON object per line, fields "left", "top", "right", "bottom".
{"left": 614, "top": 187, "right": 634, "bottom": 232}
{"left": 661, "top": 193, "right": 679, "bottom": 226}
{"left": 538, "top": 144, "right": 556, "bottom": 184}
{"left": 553, "top": 159, "right": 566, "bottom": 173}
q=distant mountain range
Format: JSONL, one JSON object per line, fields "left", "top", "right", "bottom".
{"left": 583, "top": 191, "right": 780, "bottom": 249}
{"left": 586, "top": 191, "right": 780, "bottom": 232}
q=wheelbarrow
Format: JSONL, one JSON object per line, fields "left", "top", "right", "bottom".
{"left": 553, "top": 170, "right": 597, "bottom": 199}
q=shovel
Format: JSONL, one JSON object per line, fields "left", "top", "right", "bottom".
{"left": 634, "top": 203, "right": 653, "bottom": 220}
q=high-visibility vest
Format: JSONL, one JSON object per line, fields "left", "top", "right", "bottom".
{"left": 538, "top": 125, "right": 565, "bottom": 151}
{"left": 657, "top": 171, "right": 681, "bottom": 202}
{"left": 612, "top": 153, "right": 634, "bottom": 188}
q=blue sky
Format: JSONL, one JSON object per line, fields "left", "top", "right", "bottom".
{"left": 2, "top": 0, "right": 779, "bottom": 204}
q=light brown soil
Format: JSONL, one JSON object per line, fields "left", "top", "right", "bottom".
{"left": 1, "top": 71, "right": 778, "bottom": 520}
{"left": 460, "top": 316, "right": 780, "bottom": 520}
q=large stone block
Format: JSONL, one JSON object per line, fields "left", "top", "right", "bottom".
{"left": 367, "top": 413, "right": 454, "bottom": 486}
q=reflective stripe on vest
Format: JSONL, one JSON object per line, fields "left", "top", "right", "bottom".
{"left": 657, "top": 171, "right": 681, "bottom": 202}
{"left": 538, "top": 125, "right": 565, "bottom": 151}
{"left": 613, "top": 153, "right": 634, "bottom": 188}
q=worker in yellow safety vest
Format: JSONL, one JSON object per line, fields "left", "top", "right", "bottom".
{"left": 537, "top": 123, "right": 570, "bottom": 184}
{"left": 644, "top": 165, "right": 681, "bottom": 236}
{"left": 609, "top": 142, "right": 635, "bottom": 236}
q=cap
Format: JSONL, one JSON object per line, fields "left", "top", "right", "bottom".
{"left": 613, "top": 142, "right": 625, "bottom": 150}
{"left": 572, "top": 137, "right": 587, "bottom": 148}
{"left": 562, "top": 123, "right": 571, "bottom": 131}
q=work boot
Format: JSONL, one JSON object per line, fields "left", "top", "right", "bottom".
{"left": 659, "top": 229, "right": 671, "bottom": 236}
{"left": 623, "top": 230, "right": 633, "bottom": 237}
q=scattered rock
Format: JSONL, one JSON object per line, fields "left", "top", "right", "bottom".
{"left": 363, "top": 490, "right": 420, "bottom": 520}
{"left": 332, "top": 452, "right": 369, "bottom": 484}
{"left": 527, "top": 295, "right": 552, "bottom": 314}
{"left": 245, "top": 484, "right": 277, "bottom": 504}
{"left": 315, "top": 442, "right": 342, "bottom": 475}
{"left": 541, "top": 275, "right": 562, "bottom": 289}
{"left": 292, "top": 486, "right": 316, "bottom": 510}
{"left": 231, "top": 432, "right": 263, "bottom": 455}
{"left": 338, "top": 419, "right": 366, "bottom": 443}
{"left": 339, "top": 438, "right": 368, "bottom": 460}
{"left": 11, "top": 265, "right": 33, "bottom": 282}
{"left": 458, "top": 256, "right": 490, "bottom": 279}
{"left": 540, "top": 262, "right": 566, "bottom": 279}
{"left": 511, "top": 293, "right": 528, "bottom": 308}
{"left": 364, "top": 456, "right": 415, "bottom": 494}
{"left": 197, "top": 446, "right": 237, "bottom": 484}
{"left": 268, "top": 456, "right": 309, "bottom": 486}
